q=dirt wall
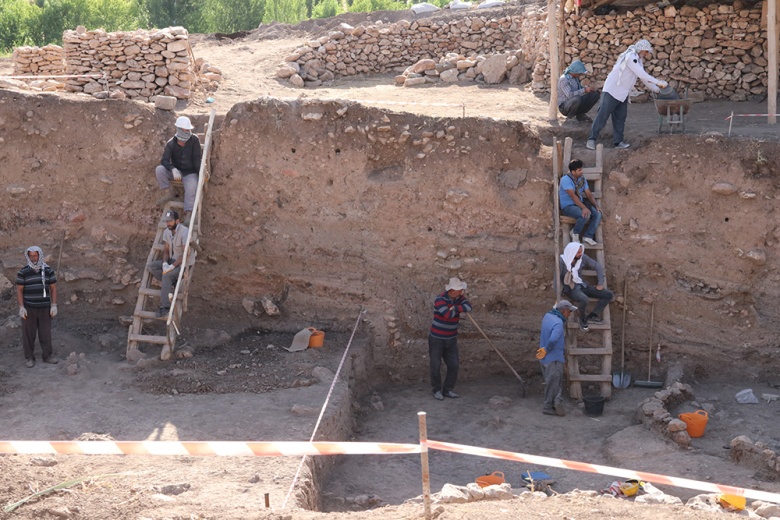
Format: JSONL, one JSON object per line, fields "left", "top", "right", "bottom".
{"left": 2, "top": 89, "right": 779, "bottom": 386}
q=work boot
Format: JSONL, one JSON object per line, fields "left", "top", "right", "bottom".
{"left": 155, "top": 307, "right": 170, "bottom": 319}
{"left": 25, "top": 359, "right": 35, "bottom": 368}
{"left": 156, "top": 187, "right": 177, "bottom": 206}
{"left": 554, "top": 401, "right": 566, "bottom": 416}
{"left": 443, "top": 390, "right": 460, "bottom": 399}
{"left": 433, "top": 391, "right": 444, "bottom": 401}
{"left": 182, "top": 211, "right": 192, "bottom": 227}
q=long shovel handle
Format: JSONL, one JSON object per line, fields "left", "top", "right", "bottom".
{"left": 466, "top": 313, "right": 525, "bottom": 385}
{"left": 621, "top": 279, "right": 627, "bottom": 373}
{"left": 648, "top": 302, "right": 654, "bottom": 380}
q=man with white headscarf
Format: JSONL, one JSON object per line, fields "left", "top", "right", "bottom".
{"left": 587, "top": 39, "right": 668, "bottom": 150}
{"left": 155, "top": 116, "right": 202, "bottom": 227}
{"left": 559, "top": 241, "right": 613, "bottom": 331}
{"left": 558, "top": 59, "right": 600, "bottom": 123}
{"left": 16, "top": 246, "right": 58, "bottom": 368}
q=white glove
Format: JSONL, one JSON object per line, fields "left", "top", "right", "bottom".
{"left": 50, "top": 304, "right": 58, "bottom": 318}
{"left": 657, "top": 80, "right": 668, "bottom": 89}
{"left": 162, "top": 262, "right": 174, "bottom": 275}
{"left": 172, "top": 168, "right": 182, "bottom": 181}
{"left": 19, "top": 307, "right": 27, "bottom": 319}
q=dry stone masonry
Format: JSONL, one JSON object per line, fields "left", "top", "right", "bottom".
{"left": 277, "top": 7, "right": 548, "bottom": 88}
{"left": 11, "top": 26, "right": 222, "bottom": 102}
{"left": 560, "top": 2, "right": 768, "bottom": 101}
{"left": 280, "top": 2, "right": 769, "bottom": 100}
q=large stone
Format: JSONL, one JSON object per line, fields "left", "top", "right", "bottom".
{"left": 404, "top": 77, "right": 427, "bottom": 87}
{"left": 154, "top": 95, "right": 177, "bottom": 111}
{"left": 167, "top": 39, "right": 189, "bottom": 53}
{"left": 164, "top": 85, "right": 191, "bottom": 98}
{"left": 411, "top": 59, "right": 436, "bottom": 74}
{"left": 440, "top": 68, "right": 459, "bottom": 82}
{"left": 436, "top": 483, "right": 471, "bottom": 504}
{"left": 482, "top": 483, "right": 513, "bottom": 500}
{"left": 711, "top": 182, "right": 738, "bottom": 194}
{"left": 260, "top": 296, "right": 280, "bottom": 316}
{"left": 480, "top": 54, "right": 507, "bottom": 84}
{"left": 609, "top": 170, "right": 630, "bottom": 188}
{"left": 289, "top": 74, "right": 305, "bottom": 88}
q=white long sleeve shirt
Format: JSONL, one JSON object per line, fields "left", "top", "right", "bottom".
{"left": 602, "top": 50, "right": 664, "bottom": 102}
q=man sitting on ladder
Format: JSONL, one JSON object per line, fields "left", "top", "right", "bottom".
{"left": 146, "top": 210, "right": 197, "bottom": 319}
{"left": 559, "top": 241, "right": 613, "bottom": 332}
{"left": 560, "top": 159, "right": 603, "bottom": 246}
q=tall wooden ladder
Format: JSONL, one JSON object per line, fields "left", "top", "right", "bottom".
{"left": 126, "top": 110, "right": 216, "bottom": 361}
{"left": 552, "top": 136, "right": 613, "bottom": 400}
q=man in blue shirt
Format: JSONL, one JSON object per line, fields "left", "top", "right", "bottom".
{"left": 537, "top": 300, "right": 577, "bottom": 416}
{"left": 560, "top": 159, "right": 602, "bottom": 246}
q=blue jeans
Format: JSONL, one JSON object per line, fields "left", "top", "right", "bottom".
{"left": 588, "top": 92, "right": 628, "bottom": 145}
{"left": 429, "top": 335, "right": 459, "bottom": 393}
{"left": 562, "top": 201, "right": 601, "bottom": 239}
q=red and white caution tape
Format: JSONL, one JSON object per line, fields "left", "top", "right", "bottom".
{"left": 427, "top": 439, "right": 780, "bottom": 504}
{"left": 725, "top": 113, "right": 780, "bottom": 119}
{"left": 0, "top": 440, "right": 421, "bottom": 457}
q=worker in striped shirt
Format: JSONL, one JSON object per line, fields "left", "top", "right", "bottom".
{"left": 429, "top": 277, "right": 472, "bottom": 401}
{"left": 16, "top": 246, "right": 59, "bottom": 368}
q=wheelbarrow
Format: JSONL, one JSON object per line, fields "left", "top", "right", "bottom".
{"left": 655, "top": 97, "right": 693, "bottom": 134}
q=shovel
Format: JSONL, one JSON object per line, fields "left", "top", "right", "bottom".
{"left": 634, "top": 301, "right": 664, "bottom": 389}
{"left": 612, "top": 279, "right": 631, "bottom": 388}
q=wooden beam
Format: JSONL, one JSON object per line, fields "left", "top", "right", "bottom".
{"left": 769, "top": 0, "right": 778, "bottom": 124}
{"left": 548, "top": 0, "right": 560, "bottom": 121}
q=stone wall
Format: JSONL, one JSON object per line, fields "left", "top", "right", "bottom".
{"left": 559, "top": 3, "right": 767, "bottom": 101}
{"left": 62, "top": 26, "right": 196, "bottom": 101}
{"left": 12, "top": 44, "right": 66, "bottom": 76}
{"left": 280, "top": 3, "right": 769, "bottom": 100}
{"left": 276, "top": 7, "right": 548, "bottom": 87}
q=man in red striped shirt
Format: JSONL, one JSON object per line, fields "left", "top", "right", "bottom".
{"left": 429, "top": 277, "right": 472, "bottom": 401}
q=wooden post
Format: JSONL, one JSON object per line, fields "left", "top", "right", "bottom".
{"left": 769, "top": 0, "right": 778, "bottom": 124}
{"left": 553, "top": 138, "right": 561, "bottom": 301}
{"left": 418, "top": 412, "right": 432, "bottom": 520}
{"left": 548, "top": 0, "right": 560, "bottom": 121}
{"left": 559, "top": 0, "right": 567, "bottom": 73}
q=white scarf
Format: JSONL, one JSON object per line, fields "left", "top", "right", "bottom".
{"left": 560, "top": 241, "right": 583, "bottom": 284}
{"left": 614, "top": 45, "right": 639, "bottom": 87}
{"left": 25, "top": 246, "right": 49, "bottom": 297}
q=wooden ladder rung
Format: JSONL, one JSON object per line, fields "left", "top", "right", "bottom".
{"left": 138, "top": 287, "right": 185, "bottom": 299}
{"left": 568, "top": 374, "right": 613, "bottom": 382}
{"left": 128, "top": 333, "right": 168, "bottom": 344}
{"left": 135, "top": 310, "right": 167, "bottom": 320}
{"left": 566, "top": 321, "right": 611, "bottom": 330}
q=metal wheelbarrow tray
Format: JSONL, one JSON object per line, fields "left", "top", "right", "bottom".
{"left": 655, "top": 98, "right": 693, "bottom": 134}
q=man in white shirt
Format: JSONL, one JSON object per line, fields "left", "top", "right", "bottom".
{"left": 586, "top": 40, "right": 668, "bottom": 150}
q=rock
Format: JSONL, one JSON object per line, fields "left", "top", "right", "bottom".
{"left": 608, "top": 170, "right": 630, "bottom": 188}
{"left": 276, "top": 63, "right": 299, "bottom": 78}
{"left": 711, "top": 182, "right": 738, "bottom": 195}
{"left": 411, "top": 59, "right": 436, "bottom": 73}
{"left": 248, "top": 474, "right": 262, "bottom": 483}
{"left": 156, "top": 483, "right": 191, "bottom": 495}
{"left": 465, "top": 482, "right": 485, "bottom": 500}
{"left": 0, "top": 276, "right": 13, "bottom": 297}
{"left": 667, "top": 418, "right": 688, "bottom": 432}
{"left": 30, "top": 457, "right": 58, "bottom": 467}
{"left": 440, "top": 68, "right": 459, "bottom": 82}
{"left": 629, "top": 218, "right": 639, "bottom": 231}
{"left": 404, "top": 77, "right": 427, "bottom": 87}
{"left": 497, "top": 169, "right": 527, "bottom": 189}
{"left": 242, "top": 297, "right": 255, "bottom": 314}
{"left": 260, "top": 296, "right": 280, "bottom": 316}
{"left": 290, "top": 404, "right": 318, "bottom": 416}
{"left": 312, "top": 366, "right": 334, "bottom": 383}
{"left": 482, "top": 483, "right": 513, "bottom": 500}
{"left": 164, "top": 85, "right": 191, "bottom": 99}
{"left": 109, "top": 90, "right": 126, "bottom": 100}
{"left": 154, "top": 95, "right": 177, "bottom": 111}
{"left": 97, "top": 334, "right": 118, "bottom": 349}
{"left": 126, "top": 348, "right": 146, "bottom": 363}
{"left": 755, "top": 503, "right": 780, "bottom": 518}
{"left": 289, "top": 74, "right": 305, "bottom": 88}
{"left": 436, "top": 483, "right": 471, "bottom": 504}
{"left": 634, "top": 493, "right": 683, "bottom": 506}
{"left": 686, "top": 493, "right": 721, "bottom": 511}
{"left": 480, "top": 54, "right": 507, "bottom": 84}
{"left": 488, "top": 395, "right": 513, "bottom": 409}
{"left": 745, "top": 249, "right": 766, "bottom": 265}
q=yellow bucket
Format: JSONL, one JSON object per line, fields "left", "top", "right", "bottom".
{"left": 718, "top": 494, "right": 746, "bottom": 511}
{"left": 307, "top": 328, "right": 325, "bottom": 348}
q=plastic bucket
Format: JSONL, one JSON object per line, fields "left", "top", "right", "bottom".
{"left": 307, "top": 328, "right": 325, "bottom": 348}
{"left": 679, "top": 410, "right": 708, "bottom": 438}
{"left": 475, "top": 471, "right": 505, "bottom": 488}
{"left": 583, "top": 395, "right": 605, "bottom": 416}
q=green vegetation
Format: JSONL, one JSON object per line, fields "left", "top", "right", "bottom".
{"left": 0, "top": 0, "right": 431, "bottom": 53}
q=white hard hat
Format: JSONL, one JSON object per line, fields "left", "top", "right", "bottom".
{"left": 175, "top": 116, "right": 194, "bottom": 130}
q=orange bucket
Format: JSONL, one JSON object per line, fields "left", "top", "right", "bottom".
{"left": 307, "top": 328, "right": 325, "bottom": 348}
{"left": 679, "top": 410, "right": 708, "bottom": 438}
{"left": 475, "top": 471, "right": 505, "bottom": 488}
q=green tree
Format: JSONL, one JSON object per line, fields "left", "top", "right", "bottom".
{"left": 142, "top": 0, "right": 203, "bottom": 31}
{"left": 348, "top": 0, "right": 404, "bottom": 12}
{"left": 262, "top": 0, "right": 305, "bottom": 24}
{"left": 312, "top": 0, "right": 341, "bottom": 19}
{"left": 35, "top": 0, "right": 93, "bottom": 45}
{"left": 89, "top": 0, "right": 148, "bottom": 32}
{"left": 201, "top": 0, "right": 264, "bottom": 33}
{"left": 0, "top": 0, "right": 40, "bottom": 52}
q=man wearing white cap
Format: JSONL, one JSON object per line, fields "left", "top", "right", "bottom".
{"left": 537, "top": 300, "right": 577, "bottom": 416}
{"left": 155, "top": 116, "right": 202, "bottom": 226}
{"left": 587, "top": 39, "right": 668, "bottom": 150}
{"left": 429, "top": 277, "right": 472, "bottom": 401}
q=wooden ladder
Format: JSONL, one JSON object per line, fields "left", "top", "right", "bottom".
{"left": 553, "top": 136, "right": 613, "bottom": 400}
{"left": 126, "top": 110, "right": 216, "bottom": 361}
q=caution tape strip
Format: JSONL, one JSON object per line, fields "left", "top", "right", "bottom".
{"left": 2, "top": 438, "right": 778, "bottom": 504}
{"left": 0, "top": 441, "right": 421, "bottom": 457}
{"left": 725, "top": 113, "right": 780, "bottom": 119}
{"left": 427, "top": 439, "right": 780, "bottom": 504}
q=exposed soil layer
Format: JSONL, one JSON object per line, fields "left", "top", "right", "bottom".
{"left": 2, "top": 5, "right": 780, "bottom": 517}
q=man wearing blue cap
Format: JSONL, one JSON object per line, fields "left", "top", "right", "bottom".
{"left": 558, "top": 59, "right": 599, "bottom": 123}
